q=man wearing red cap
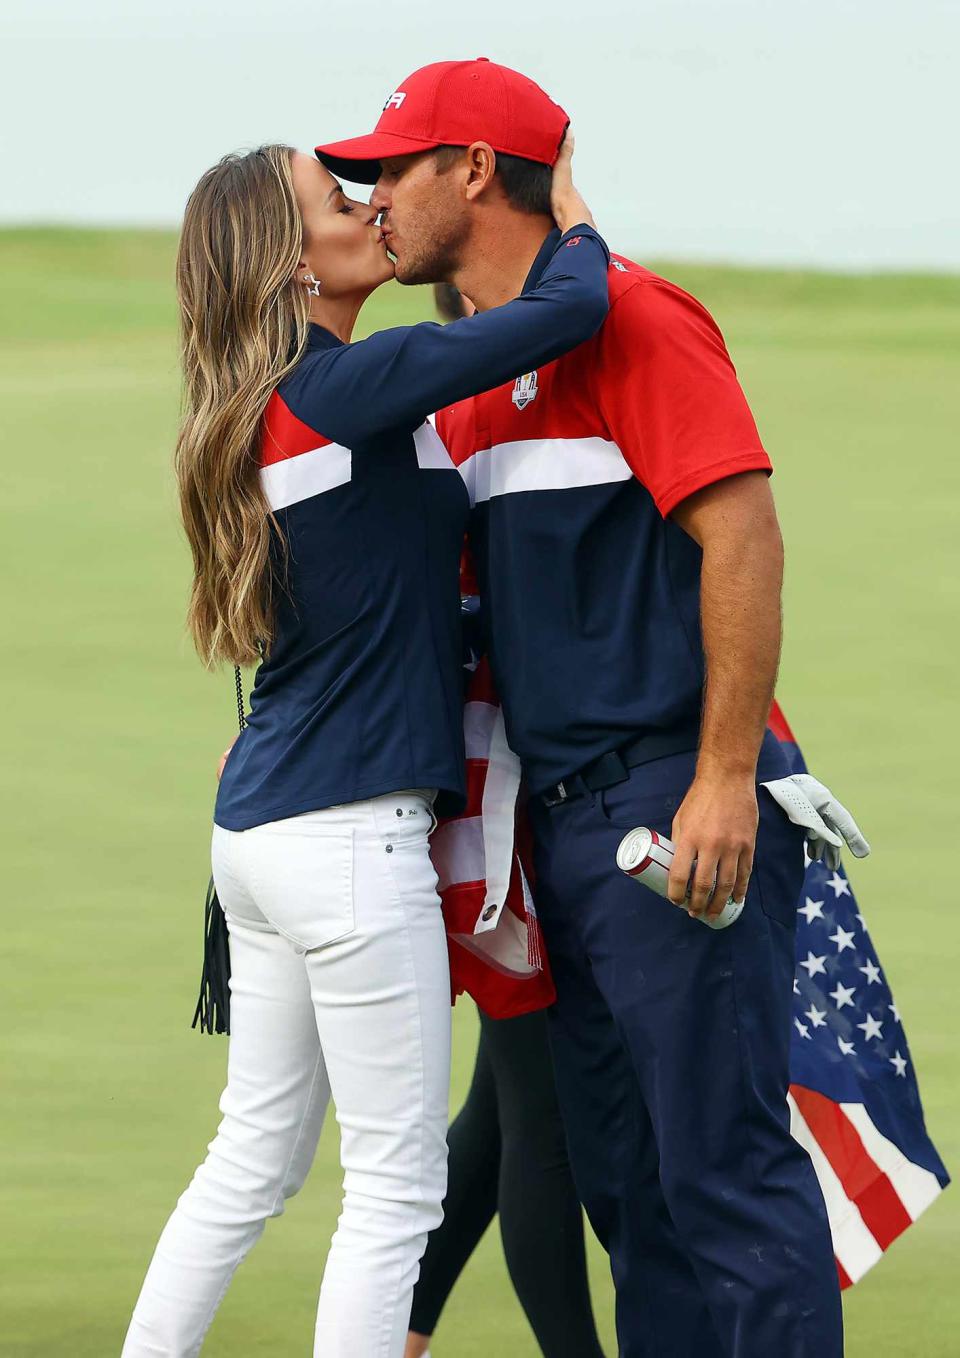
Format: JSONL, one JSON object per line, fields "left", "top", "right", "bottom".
{"left": 317, "top": 59, "right": 843, "bottom": 1358}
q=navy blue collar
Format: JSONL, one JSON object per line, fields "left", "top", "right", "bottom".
{"left": 521, "top": 229, "right": 563, "bottom": 296}
{"left": 306, "top": 322, "right": 344, "bottom": 352}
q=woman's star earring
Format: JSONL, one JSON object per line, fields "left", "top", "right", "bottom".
{"left": 303, "top": 273, "right": 322, "bottom": 296}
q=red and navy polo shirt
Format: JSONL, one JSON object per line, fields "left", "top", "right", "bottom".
{"left": 437, "top": 231, "right": 772, "bottom": 795}
{"left": 214, "top": 225, "right": 610, "bottom": 830}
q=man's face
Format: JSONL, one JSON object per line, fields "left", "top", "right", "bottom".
{"left": 370, "top": 151, "right": 470, "bottom": 286}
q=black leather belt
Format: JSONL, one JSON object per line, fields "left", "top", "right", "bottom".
{"left": 539, "top": 727, "right": 701, "bottom": 809}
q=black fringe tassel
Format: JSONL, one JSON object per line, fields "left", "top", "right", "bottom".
{"left": 191, "top": 876, "right": 232, "bottom": 1035}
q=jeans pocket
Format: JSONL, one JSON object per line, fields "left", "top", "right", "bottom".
{"left": 372, "top": 790, "right": 439, "bottom": 843}
{"left": 243, "top": 825, "right": 356, "bottom": 952}
{"left": 372, "top": 795, "right": 441, "bottom": 909}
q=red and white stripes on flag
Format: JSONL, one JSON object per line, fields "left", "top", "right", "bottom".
{"left": 789, "top": 1086, "right": 943, "bottom": 1286}
{"left": 431, "top": 656, "right": 554, "bottom": 1019}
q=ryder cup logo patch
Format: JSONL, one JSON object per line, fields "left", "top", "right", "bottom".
{"left": 383, "top": 91, "right": 407, "bottom": 111}
{"left": 512, "top": 370, "right": 539, "bottom": 410}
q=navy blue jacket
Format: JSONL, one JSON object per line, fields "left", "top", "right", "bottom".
{"left": 214, "top": 225, "right": 610, "bottom": 830}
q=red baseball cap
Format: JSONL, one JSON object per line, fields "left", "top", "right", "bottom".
{"left": 315, "top": 58, "right": 569, "bottom": 184}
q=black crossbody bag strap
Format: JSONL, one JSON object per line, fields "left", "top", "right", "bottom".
{"left": 191, "top": 666, "right": 245, "bottom": 1036}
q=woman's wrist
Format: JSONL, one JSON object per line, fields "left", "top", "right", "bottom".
{"left": 555, "top": 203, "right": 595, "bottom": 233}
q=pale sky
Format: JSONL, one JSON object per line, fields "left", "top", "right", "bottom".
{"left": 2, "top": 0, "right": 957, "bottom": 268}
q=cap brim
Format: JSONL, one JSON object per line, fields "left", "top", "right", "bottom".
{"left": 315, "top": 131, "right": 442, "bottom": 184}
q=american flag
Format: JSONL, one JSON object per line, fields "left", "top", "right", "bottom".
{"left": 769, "top": 702, "right": 950, "bottom": 1286}
{"left": 433, "top": 650, "right": 556, "bottom": 1020}
{"left": 432, "top": 655, "right": 949, "bottom": 1284}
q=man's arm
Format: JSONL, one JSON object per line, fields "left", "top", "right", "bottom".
{"left": 668, "top": 471, "right": 783, "bottom": 916}
{"left": 593, "top": 274, "right": 782, "bottom": 914}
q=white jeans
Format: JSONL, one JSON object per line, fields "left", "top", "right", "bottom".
{"left": 122, "top": 790, "right": 451, "bottom": 1358}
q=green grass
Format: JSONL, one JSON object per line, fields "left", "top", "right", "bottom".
{"left": 1, "top": 228, "right": 956, "bottom": 1357}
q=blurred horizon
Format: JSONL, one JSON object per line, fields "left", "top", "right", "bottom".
{"left": 3, "top": 224, "right": 957, "bottom": 281}
{"left": 3, "top": 0, "right": 957, "bottom": 271}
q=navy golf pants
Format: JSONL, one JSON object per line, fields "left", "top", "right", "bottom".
{"left": 529, "top": 734, "right": 843, "bottom": 1358}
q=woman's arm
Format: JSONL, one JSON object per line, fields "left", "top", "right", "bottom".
{"left": 306, "top": 224, "right": 610, "bottom": 447}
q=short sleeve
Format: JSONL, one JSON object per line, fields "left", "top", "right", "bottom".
{"left": 596, "top": 278, "right": 771, "bottom": 517}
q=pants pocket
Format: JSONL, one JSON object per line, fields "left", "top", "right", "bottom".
{"left": 594, "top": 760, "right": 805, "bottom": 930}
{"left": 372, "top": 789, "right": 439, "bottom": 841}
{"left": 372, "top": 795, "right": 441, "bottom": 911}
{"left": 243, "top": 826, "right": 356, "bottom": 952}
{"left": 750, "top": 790, "right": 806, "bottom": 928}
{"left": 595, "top": 750, "right": 698, "bottom": 833}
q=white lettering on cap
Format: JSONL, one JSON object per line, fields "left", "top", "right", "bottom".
{"left": 384, "top": 92, "right": 407, "bottom": 110}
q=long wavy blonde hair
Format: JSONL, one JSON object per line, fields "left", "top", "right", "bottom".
{"left": 175, "top": 145, "right": 309, "bottom": 667}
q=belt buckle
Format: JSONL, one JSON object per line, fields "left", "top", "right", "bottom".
{"left": 543, "top": 779, "right": 568, "bottom": 809}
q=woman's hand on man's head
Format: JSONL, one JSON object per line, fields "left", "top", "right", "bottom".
{"left": 550, "top": 131, "right": 596, "bottom": 234}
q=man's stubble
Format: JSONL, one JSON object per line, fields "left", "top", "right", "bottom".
{"left": 391, "top": 189, "right": 472, "bottom": 288}
{"left": 394, "top": 224, "right": 469, "bottom": 288}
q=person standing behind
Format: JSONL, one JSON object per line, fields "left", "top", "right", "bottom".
{"left": 406, "top": 1007, "right": 606, "bottom": 1358}
{"left": 317, "top": 56, "right": 843, "bottom": 1358}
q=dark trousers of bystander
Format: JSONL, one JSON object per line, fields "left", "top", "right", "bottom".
{"left": 409, "top": 1006, "right": 606, "bottom": 1357}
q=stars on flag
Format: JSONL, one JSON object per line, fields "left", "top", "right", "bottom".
{"left": 889, "top": 1051, "right": 908, "bottom": 1078}
{"left": 859, "top": 960, "right": 882, "bottom": 986}
{"left": 829, "top": 925, "right": 856, "bottom": 953}
{"left": 789, "top": 831, "right": 917, "bottom": 1092}
{"left": 798, "top": 897, "right": 825, "bottom": 924}
{"left": 800, "top": 952, "right": 828, "bottom": 979}
{"left": 857, "top": 1014, "right": 884, "bottom": 1042}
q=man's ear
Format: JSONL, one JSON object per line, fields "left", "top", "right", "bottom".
{"left": 463, "top": 142, "right": 497, "bottom": 202}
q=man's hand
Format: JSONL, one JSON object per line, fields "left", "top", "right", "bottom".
{"left": 217, "top": 734, "right": 239, "bottom": 782}
{"left": 667, "top": 772, "right": 758, "bottom": 919}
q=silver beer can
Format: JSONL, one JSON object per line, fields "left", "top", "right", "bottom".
{"left": 616, "top": 827, "right": 745, "bottom": 930}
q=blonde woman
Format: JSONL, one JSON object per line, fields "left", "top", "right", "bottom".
{"left": 121, "top": 139, "right": 608, "bottom": 1358}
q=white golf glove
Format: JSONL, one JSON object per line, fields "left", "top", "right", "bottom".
{"left": 761, "top": 774, "right": 871, "bottom": 871}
